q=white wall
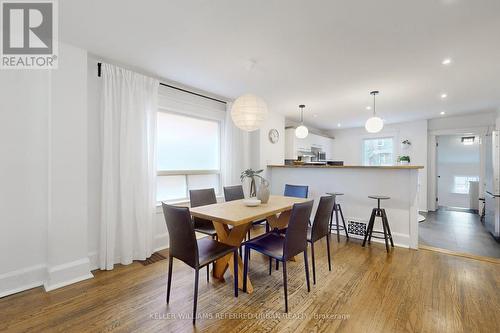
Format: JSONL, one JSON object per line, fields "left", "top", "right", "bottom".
{"left": 0, "top": 70, "right": 49, "bottom": 296}
{"left": 329, "top": 120, "right": 428, "bottom": 211}
{"left": 0, "top": 43, "right": 92, "bottom": 297}
{"left": 436, "top": 135, "right": 480, "bottom": 208}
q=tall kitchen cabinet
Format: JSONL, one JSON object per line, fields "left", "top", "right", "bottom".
{"left": 285, "top": 128, "right": 334, "bottom": 160}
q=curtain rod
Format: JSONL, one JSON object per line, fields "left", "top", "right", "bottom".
{"left": 97, "top": 62, "right": 227, "bottom": 105}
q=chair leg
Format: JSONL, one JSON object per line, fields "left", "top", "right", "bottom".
{"left": 276, "top": 259, "right": 279, "bottom": 270}
{"left": 266, "top": 221, "right": 270, "bottom": 233}
{"left": 206, "top": 265, "right": 209, "bottom": 282}
{"left": 268, "top": 257, "right": 272, "bottom": 275}
{"left": 362, "top": 209, "right": 376, "bottom": 247}
{"left": 338, "top": 205, "right": 349, "bottom": 238}
{"left": 304, "top": 249, "right": 311, "bottom": 292}
{"left": 335, "top": 206, "right": 341, "bottom": 242}
{"left": 326, "top": 234, "right": 332, "bottom": 271}
{"left": 382, "top": 209, "right": 394, "bottom": 247}
{"left": 243, "top": 247, "right": 249, "bottom": 293}
{"left": 193, "top": 268, "right": 199, "bottom": 325}
{"left": 166, "top": 256, "right": 173, "bottom": 303}
{"left": 310, "top": 242, "right": 316, "bottom": 285}
{"left": 233, "top": 250, "right": 238, "bottom": 297}
{"left": 282, "top": 261, "right": 288, "bottom": 313}
{"left": 329, "top": 206, "right": 335, "bottom": 233}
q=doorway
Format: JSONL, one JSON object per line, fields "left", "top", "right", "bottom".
{"left": 422, "top": 131, "right": 500, "bottom": 259}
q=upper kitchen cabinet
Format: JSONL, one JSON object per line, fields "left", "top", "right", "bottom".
{"left": 285, "top": 128, "right": 334, "bottom": 160}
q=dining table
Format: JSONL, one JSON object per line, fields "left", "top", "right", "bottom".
{"left": 189, "top": 194, "right": 309, "bottom": 293}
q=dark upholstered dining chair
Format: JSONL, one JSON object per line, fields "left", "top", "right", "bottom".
{"left": 307, "top": 196, "right": 335, "bottom": 284}
{"left": 189, "top": 188, "right": 218, "bottom": 238}
{"left": 162, "top": 203, "right": 238, "bottom": 325}
{"left": 223, "top": 185, "right": 267, "bottom": 241}
{"left": 243, "top": 200, "right": 314, "bottom": 312}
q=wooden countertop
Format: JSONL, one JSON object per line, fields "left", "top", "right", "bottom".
{"left": 268, "top": 164, "right": 424, "bottom": 170}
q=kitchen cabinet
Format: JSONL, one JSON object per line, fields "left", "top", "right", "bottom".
{"left": 285, "top": 128, "right": 334, "bottom": 160}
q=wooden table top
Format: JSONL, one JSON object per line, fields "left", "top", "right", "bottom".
{"left": 189, "top": 195, "right": 310, "bottom": 226}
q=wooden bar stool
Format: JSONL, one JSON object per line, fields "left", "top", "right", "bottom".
{"left": 326, "top": 192, "right": 349, "bottom": 241}
{"left": 362, "top": 195, "right": 394, "bottom": 252}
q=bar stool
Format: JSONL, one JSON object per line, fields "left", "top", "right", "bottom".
{"left": 362, "top": 195, "right": 394, "bottom": 252}
{"left": 326, "top": 192, "right": 349, "bottom": 241}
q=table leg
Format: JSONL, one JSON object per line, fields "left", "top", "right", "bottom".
{"left": 212, "top": 222, "right": 253, "bottom": 293}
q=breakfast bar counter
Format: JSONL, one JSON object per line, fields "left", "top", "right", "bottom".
{"left": 267, "top": 164, "right": 424, "bottom": 249}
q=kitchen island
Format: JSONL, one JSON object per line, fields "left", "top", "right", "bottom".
{"left": 267, "top": 164, "right": 424, "bottom": 249}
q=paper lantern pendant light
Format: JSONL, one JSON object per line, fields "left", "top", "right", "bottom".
{"left": 231, "top": 93, "right": 268, "bottom": 131}
{"left": 365, "top": 91, "right": 384, "bottom": 133}
{"left": 295, "top": 104, "right": 309, "bottom": 139}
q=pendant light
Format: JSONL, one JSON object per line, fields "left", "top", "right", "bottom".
{"left": 231, "top": 93, "right": 268, "bottom": 131}
{"left": 365, "top": 91, "right": 384, "bottom": 133}
{"left": 295, "top": 104, "right": 309, "bottom": 139}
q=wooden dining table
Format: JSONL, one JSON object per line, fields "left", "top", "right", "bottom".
{"left": 189, "top": 195, "right": 309, "bottom": 293}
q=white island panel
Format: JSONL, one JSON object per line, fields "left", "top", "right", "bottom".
{"left": 268, "top": 166, "right": 421, "bottom": 249}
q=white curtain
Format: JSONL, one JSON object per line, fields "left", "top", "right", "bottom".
{"left": 100, "top": 63, "right": 159, "bottom": 270}
{"left": 223, "top": 102, "right": 250, "bottom": 192}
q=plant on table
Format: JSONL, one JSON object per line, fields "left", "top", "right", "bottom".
{"left": 240, "top": 169, "right": 266, "bottom": 197}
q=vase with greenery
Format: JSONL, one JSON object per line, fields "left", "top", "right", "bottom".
{"left": 240, "top": 168, "right": 264, "bottom": 197}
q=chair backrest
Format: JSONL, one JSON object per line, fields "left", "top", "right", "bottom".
{"left": 189, "top": 188, "right": 217, "bottom": 229}
{"left": 189, "top": 188, "right": 217, "bottom": 207}
{"left": 162, "top": 203, "right": 198, "bottom": 268}
{"left": 311, "top": 196, "right": 335, "bottom": 242}
{"left": 224, "top": 185, "right": 245, "bottom": 202}
{"left": 284, "top": 184, "right": 309, "bottom": 198}
{"left": 284, "top": 200, "right": 314, "bottom": 259}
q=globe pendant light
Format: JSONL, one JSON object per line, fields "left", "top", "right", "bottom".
{"left": 295, "top": 104, "right": 309, "bottom": 139}
{"left": 231, "top": 93, "right": 268, "bottom": 131}
{"left": 365, "top": 90, "right": 384, "bottom": 133}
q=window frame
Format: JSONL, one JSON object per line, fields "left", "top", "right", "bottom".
{"left": 452, "top": 175, "right": 479, "bottom": 194}
{"left": 362, "top": 136, "right": 395, "bottom": 166}
{"left": 156, "top": 109, "right": 224, "bottom": 203}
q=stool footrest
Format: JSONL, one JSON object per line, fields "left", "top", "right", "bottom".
{"left": 369, "top": 230, "right": 392, "bottom": 240}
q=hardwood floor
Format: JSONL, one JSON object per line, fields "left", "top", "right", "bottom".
{"left": 1, "top": 228, "right": 499, "bottom": 333}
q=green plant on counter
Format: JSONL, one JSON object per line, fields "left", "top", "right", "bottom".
{"left": 398, "top": 155, "right": 411, "bottom": 163}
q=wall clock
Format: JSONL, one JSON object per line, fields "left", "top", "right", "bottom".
{"left": 268, "top": 128, "right": 279, "bottom": 144}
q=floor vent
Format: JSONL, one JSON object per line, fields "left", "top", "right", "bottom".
{"left": 138, "top": 252, "right": 167, "bottom": 266}
{"left": 347, "top": 220, "right": 367, "bottom": 236}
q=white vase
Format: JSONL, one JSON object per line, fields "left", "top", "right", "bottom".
{"left": 257, "top": 181, "right": 270, "bottom": 203}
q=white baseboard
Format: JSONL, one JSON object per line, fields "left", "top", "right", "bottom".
{"left": 44, "top": 257, "right": 93, "bottom": 292}
{"left": 0, "top": 264, "right": 46, "bottom": 298}
{"left": 88, "top": 251, "right": 99, "bottom": 271}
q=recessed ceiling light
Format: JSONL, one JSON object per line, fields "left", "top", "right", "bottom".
{"left": 440, "top": 93, "right": 448, "bottom": 99}
{"left": 441, "top": 58, "right": 452, "bottom": 65}
{"left": 337, "top": 123, "right": 341, "bottom": 127}
{"left": 440, "top": 111, "right": 446, "bottom": 115}
{"left": 366, "top": 106, "right": 372, "bottom": 110}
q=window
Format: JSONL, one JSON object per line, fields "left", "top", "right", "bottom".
{"left": 453, "top": 176, "right": 479, "bottom": 194}
{"left": 156, "top": 111, "right": 221, "bottom": 202}
{"left": 362, "top": 137, "right": 394, "bottom": 166}
{"left": 461, "top": 136, "right": 475, "bottom": 145}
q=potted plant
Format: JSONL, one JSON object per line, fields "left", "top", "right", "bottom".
{"left": 240, "top": 169, "right": 264, "bottom": 198}
{"left": 397, "top": 155, "right": 411, "bottom": 164}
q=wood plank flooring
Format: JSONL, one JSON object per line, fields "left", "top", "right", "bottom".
{"left": 1, "top": 229, "right": 499, "bottom": 333}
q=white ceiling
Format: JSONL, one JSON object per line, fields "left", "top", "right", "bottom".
{"left": 60, "top": 0, "right": 500, "bottom": 130}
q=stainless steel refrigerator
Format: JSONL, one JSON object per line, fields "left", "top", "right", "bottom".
{"left": 484, "top": 131, "right": 500, "bottom": 240}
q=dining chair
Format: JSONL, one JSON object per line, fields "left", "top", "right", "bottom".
{"left": 272, "top": 184, "right": 310, "bottom": 270}
{"left": 162, "top": 203, "right": 238, "bottom": 325}
{"left": 307, "top": 196, "right": 335, "bottom": 284}
{"left": 243, "top": 200, "right": 313, "bottom": 312}
{"left": 223, "top": 185, "right": 267, "bottom": 241}
{"left": 284, "top": 184, "right": 309, "bottom": 199}
{"left": 189, "top": 188, "right": 218, "bottom": 238}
